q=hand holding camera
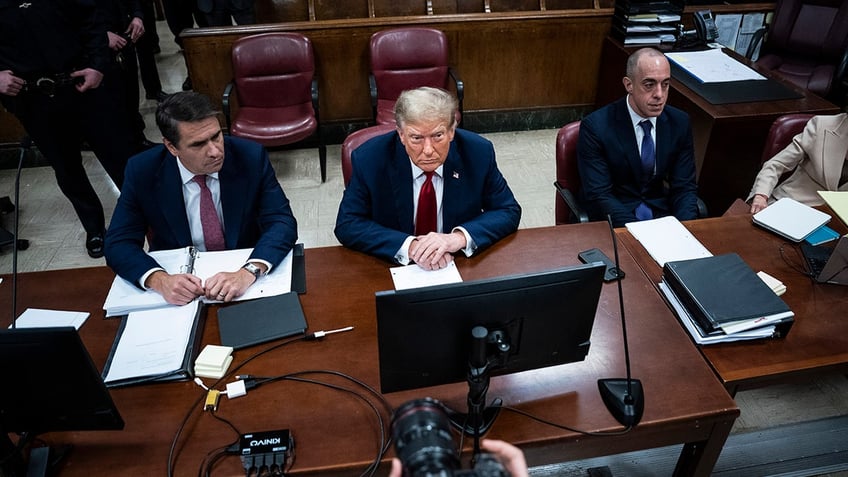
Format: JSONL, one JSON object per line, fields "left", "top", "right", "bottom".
{"left": 389, "top": 398, "right": 529, "bottom": 477}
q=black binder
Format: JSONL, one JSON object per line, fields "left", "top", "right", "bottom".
{"left": 102, "top": 302, "right": 207, "bottom": 388}
{"left": 662, "top": 253, "right": 794, "bottom": 336}
{"left": 217, "top": 291, "right": 308, "bottom": 349}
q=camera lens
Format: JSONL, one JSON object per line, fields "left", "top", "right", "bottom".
{"left": 392, "top": 397, "right": 460, "bottom": 477}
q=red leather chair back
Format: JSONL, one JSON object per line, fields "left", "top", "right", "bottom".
{"left": 232, "top": 33, "right": 315, "bottom": 110}
{"left": 370, "top": 28, "right": 451, "bottom": 124}
{"left": 555, "top": 121, "right": 581, "bottom": 225}
{"left": 341, "top": 124, "right": 396, "bottom": 187}
{"left": 761, "top": 113, "right": 814, "bottom": 164}
{"left": 757, "top": 0, "right": 848, "bottom": 97}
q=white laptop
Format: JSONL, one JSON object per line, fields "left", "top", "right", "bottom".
{"left": 753, "top": 197, "right": 831, "bottom": 242}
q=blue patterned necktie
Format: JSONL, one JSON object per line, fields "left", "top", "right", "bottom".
{"left": 635, "top": 120, "right": 654, "bottom": 221}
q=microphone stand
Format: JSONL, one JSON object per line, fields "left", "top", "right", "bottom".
{"left": 10, "top": 137, "right": 31, "bottom": 328}
{"left": 597, "top": 215, "right": 644, "bottom": 427}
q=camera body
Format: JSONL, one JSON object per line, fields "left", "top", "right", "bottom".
{"left": 392, "top": 397, "right": 509, "bottom": 477}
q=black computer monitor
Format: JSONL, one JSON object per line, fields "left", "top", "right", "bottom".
{"left": 375, "top": 262, "right": 606, "bottom": 394}
{"left": 0, "top": 327, "right": 124, "bottom": 475}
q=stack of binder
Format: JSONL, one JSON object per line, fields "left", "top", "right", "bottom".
{"left": 612, "top": 0, "right": 683, "bottom": 45}
{"left": 659, "top": 253, "right": 794, "bottom": 345}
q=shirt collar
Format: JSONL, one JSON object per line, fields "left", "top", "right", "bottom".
{"left": 176, "top": 158, "right": 220, "bottom": 185}
{"left": 409, "top": 159, "right": 444, "bottom": 179}
{"left": 625, "top": 94, "right": 656, "bottom": 131}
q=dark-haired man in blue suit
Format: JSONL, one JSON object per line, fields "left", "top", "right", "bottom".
{"left": 335, "top": 87, "right": 520, "bottom": 271}
{"left": 105, "top": 92, "right": 297, "bottom": 305}
{"left": 578, "top": 47, "right": 698, "bottom": 227}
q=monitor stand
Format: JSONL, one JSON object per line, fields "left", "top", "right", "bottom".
{"left": 0, "top": 431, "right": 71, "bottom": 477}
{"left": 445, "top": 326, "right": 508, "bottom": 457}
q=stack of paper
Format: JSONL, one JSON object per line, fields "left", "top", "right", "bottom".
{"left": 194, "top": 344, "right": 234, "bottom": 379}
{"left": 625, "top": 216, "right": 713, "bottom": 267}
{"left": 757, "top": 271, "right": 786, "bottom": 296}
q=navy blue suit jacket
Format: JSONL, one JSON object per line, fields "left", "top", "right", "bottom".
{"left": 577, "top": 97, "right": 698, "bottom": 227}
{"left": 335, "top": 129, "right": 521, "bottom": 263}
{"left": 105, "top": 136, "right": 298, "bottom": 286}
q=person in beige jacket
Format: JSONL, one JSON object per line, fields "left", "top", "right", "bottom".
{"left": 749, "top": 113, "right": 848, "bottom": 214}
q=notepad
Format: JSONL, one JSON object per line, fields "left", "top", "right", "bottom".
{"left": 752, "top": 197, "right": 831, "bottom": 242}
{"left": 217, "top": 292, "right": 307, "bottom": 349}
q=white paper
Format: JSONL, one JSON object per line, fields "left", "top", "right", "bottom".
{"left": 104, "top": 301, "right": 198, "bottom": 383}
{"left": 625, "top": 216, "right": 712, "bottom": 267}
{"left": 714, "top": 14, "right": 742, "bottom": 51}
{"left": 390, "top": 261, "right": 463, "bottom": 290}
{"left": 659, "top": 282, "right": 774, "bottom": 344}
{"left": 11, "top": 308, "right": 89, "bottom": 330}
{"left": 666, "top": 49, "right": 765, "bottom": 83}
{"left": 103, "top": 247, "right": 293, "bottom": 316}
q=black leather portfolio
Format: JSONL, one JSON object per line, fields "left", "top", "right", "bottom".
{"left": 670, "top": 60, "right": 803, "bottom": 105}
{"left": 662, "top": 253, "right": 794, "bottom": 336}
{"left": 102, "top": 301, "right": 207, "bottom": 388}
{"left": 217, "top": 291, "right": 308, "bottom": 349}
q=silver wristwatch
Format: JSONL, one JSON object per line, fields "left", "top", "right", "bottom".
{"left": 242, "top": 262, "right": 263, "bottom": 280}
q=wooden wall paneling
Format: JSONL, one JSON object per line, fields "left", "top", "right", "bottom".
{"left": 453, "top": 0, "right": 485, "bottom": 13}
{"left": 546, "top": 0, "right": 596, "bottom": 10}
{"left": 312, "top": 0, "right": 370, "bottom": 20}
{"left": 488, "top": 0, "right": 543, "bottom": 11}
{"left": 448, "top": 15, "right": 611, "bottom": 110}
{"left": 372, "top": 0, "right": 430, "bottom": 16}
{"left": 254, "top": 0, "right": 309, "bottom": 23}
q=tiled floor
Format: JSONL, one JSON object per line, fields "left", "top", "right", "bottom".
{"left": 1, "top": 19, "right": 847, "bottom": 476}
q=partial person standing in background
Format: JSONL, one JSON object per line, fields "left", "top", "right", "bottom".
{"left": 0, "top": 0, "right": 138, "bottom": 258}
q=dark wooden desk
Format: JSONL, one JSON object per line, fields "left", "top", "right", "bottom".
{"left": 596, "top": 37, "right": 841, "bottom": 215}
{"left": 618, "top": 214, "right": 848, "bottom": 394}
{"left": 1, "top": 222, "right": 738, "bottom": 476}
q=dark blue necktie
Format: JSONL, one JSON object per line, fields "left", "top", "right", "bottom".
{"left": 635, "top": 120, "right": 654, "bottom": 221}
{"left": 639, "top": 120, "right": 655, "bottom": 180}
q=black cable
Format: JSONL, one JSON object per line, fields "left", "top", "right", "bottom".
{"left": 168, "top": 334, "right": 308, "bottom": 477}
{"left": 497, "top": 405, "right": 633, "bottom": 436}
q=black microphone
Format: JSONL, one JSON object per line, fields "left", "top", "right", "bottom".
{"left": 597, "top": 215, "right": 644, "bottom": 427}
{"left": 10, "top": 137, "right": 31, "bottom": 329}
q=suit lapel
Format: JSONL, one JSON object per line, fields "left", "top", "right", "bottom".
{"left": 442, "top": 145, "right": 463, "bottom": 231}
{"left": 821, "top": 115, "right": 848, "bottom": 191}
{"left": 219, "top": 140, "right": 247, "bottom": 248}
{"left": 155, "top": 154, "right": 192, "bottom": 247}
{"left": 655, "top": 111, "right": 670, "bottom": 177}
{"left": 613, "top": 100, "right": 643, "bottom": 181}
{"left": 389, "top": 137, "right": 415, "bottom": 234}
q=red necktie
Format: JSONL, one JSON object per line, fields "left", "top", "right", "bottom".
{"left": 415, "top": 171, "right": 436, "bottom": 235}
{"left": 193, "top": 175, "right": 225, "bottom": 251}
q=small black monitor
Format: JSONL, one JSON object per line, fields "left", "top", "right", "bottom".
{"left": 0, "top": 327, "right": 124, "bottom": 474}
{"left": 376, "top": 262, "right": 606, "bottom": 394}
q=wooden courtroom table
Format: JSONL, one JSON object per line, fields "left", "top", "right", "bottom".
{"left": 595, "top": 37, "right": 840, "bottom": 216}
{"left": 618, "top": 211, "right": 848, "bottom": 395}
{"left": 1, "top": 222, "right": 739, "bottom": 476}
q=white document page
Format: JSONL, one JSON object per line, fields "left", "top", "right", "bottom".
{"left": 819, "top": 191, "right": 848, "bottom": 226}
{"left": 103, "top": 302, "right": 198, "bottom": 383}
{"left": 626, "top": 216, "right": 713, "bottom": 267}
{"left": 390, "top": 261, "right": 463, "bottom": 290}
{"left": 659, "top": 282, "right": 774, "bottom": 344}
{"left": 11, "top": 308, "right": 89, "bottom": 329}
{"left": 666, "top": 49, "right": 765, "bottom": 83}
{"left": 103, "top": 247, "right": 293, "bottom": 316}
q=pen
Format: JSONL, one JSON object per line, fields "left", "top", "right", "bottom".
{"left": 183, "top": 246, "right": 197, "bottom": 274}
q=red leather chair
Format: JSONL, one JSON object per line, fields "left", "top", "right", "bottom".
{"left": 747, "top": 0, "right": 848, "bottom": 100}
{"left": 761, "top": 113, "right": 815, "bottom": 164}
{"left": 369, "top": 27, "right": 463, "bottom": 126}
{"left": 553, "top": 121, "right": 588, "bottom": 225}
{"left": 341, "top": 124, "right": 396, "bottom": 187}
{"left": 222, "top": 33, "right": 327, "bottom": 182}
